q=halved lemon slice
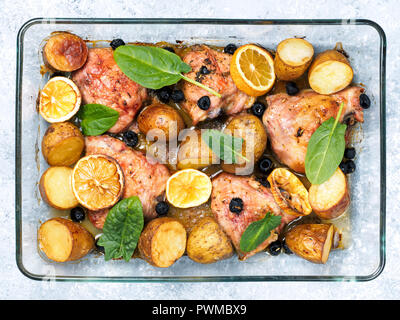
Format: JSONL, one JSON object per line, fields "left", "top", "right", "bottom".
{"left": 39, "top": 76, "right": 81, "bottom": 123}
{"left": 230, "top": 44, "right": 276, "bottom": 97}
{"left": 166, "top": 169, "right": 212, "bottom": 208}
{"left": 71, "top": 154, "right": 124, "bottom": 211}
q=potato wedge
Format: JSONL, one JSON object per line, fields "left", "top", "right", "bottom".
{"left": 187, "top": 217, "right": 233, "bottom": 264}
{"left": 39, "top": 166, "right": 79, "bottom": 210}
{"left": 274, "top": 38, "right": 314, "bottom": 81}
{"left": 42, "top": 122, "right": 84, "bottom": 166}
{"left": 308, "top": 49, "right": 353, "bottom": 95}
{"left": 309, "top": 168, "right": 350, "bottom": 220}
{"left": 138, "top": 217, "right": 186, "bottom": 268}
{"left": 43, "top": 32, "right": 88, "bottom": 72}
{"left": 137, "top": 103, "right": 185, "bottom": 141}
{"left": 221, "top": 114, "right": 267, "bottom": 175}
{"left": 286, "top": 224, "right": 334, "bottom": 264}
{"left": 38, "top": 217, "right": 94, "bottom": 262}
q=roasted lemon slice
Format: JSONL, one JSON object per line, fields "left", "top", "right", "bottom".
{"left": 230, "top": 44, "right": 275, "bottom": 97}
{"left": 39, "top": 76, "right": 81, "bottom": 123}
{"left": 268, "top": 168, "right": 312, "bottom": 217}
{"left": 71, "top": 155, "right": 124, "bottom": 211}
{"left": 166, "top": 169, "right": 212, "bottom": 208}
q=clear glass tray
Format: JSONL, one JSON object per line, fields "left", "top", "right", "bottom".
{"left": 15, "top": 18, "right": 386, "bottom": 282}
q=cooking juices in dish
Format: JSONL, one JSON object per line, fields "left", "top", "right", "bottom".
{"left": 36, "top": 32, "right": 368, "bottom": 267}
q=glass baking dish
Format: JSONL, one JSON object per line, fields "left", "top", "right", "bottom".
{"left": 15, "top": 18, "right": 386, "bottom": 282}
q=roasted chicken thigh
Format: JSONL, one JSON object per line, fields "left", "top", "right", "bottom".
{"left": 262, "top": 86, "right": 364, "bottom": 173}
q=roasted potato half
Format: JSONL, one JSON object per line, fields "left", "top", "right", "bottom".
{"left": 285, "top": 224, "right": 334, "bottom": 264}
{"left": 39, "top": 166, "right": 79, "bottom": 210}
{"left": 137, "top": 103, "right": 185, "bottom": 141}
{"left": 274, "top": 38, "right": 314, "bottom": 81}
{"left": 221, "top": 114, "right": 267, "bottom": 175}
{"left": 43, "top": 32, "right": 88, "bottom": 72}
{"left": 42, "top": 122, "right": 85, "bottom": 166}
{"left": 38, "top": 217, "right": 95, "bottom": 262}
{"left": 309, "top": 168, "right": 350, "bottom": 220}
{"left": 138, "top": 217, "right": 187, "bottom": 268}
{"left": 308, "top": 49, "right": 353, "bottom": 95}
{"left": 187, "top": 217, "right": 234, "bottom": 264}
{"left": 177, "top": 129, "right": 217, "bottom": 170}
{"left": 167, "top": 202, "right": 213, "bottom": 234}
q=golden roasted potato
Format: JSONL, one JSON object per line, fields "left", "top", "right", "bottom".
{"left": 187, "top": 217, "right": 233, "bottom": 264}
{"left": 137, "top": 103, "right": 185, "bottom": 141}
{"left": 285, "top": 224, "right": 334, "bottom": 264}
{"left": 308, "top": 49, "right": 353, "bottom": 95}
{"left": 221, "top": 114, "right": 267, "bottom": 175}
{"left": 177, "top": 129, "right": 217, "bottom": 170}
{"left": 167, "top": 202, "right": 213, "bottom": 234}
{"left": 43, "top": 32, "right": 88, "bottom": 72}
{"left": 38, "top": 217, "right": 95, "bottom": 262}
{"left": 42, "top": 122, "right": 84, "bottom": 166}
{"left": 274, "top": 38, "right": 314, "bottom": 81}
{"left": 39, "top": 166, "right": 79, "bottom": 210}
{"left": 309, "top": 168, "right": 350, "bottom": 220}
{"left": 138, "top": 217, "right": 187, "bottom": 268}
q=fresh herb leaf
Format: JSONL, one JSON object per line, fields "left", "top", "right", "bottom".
{"left": 114, "top": 45, "right": 221, "bottom": 98}
{"left": 97, "top": 196, "right": 144, "bottom": 262}
{"left": 201, "top": 129, "right": 249, "bottom": 164}
{"left": 77, "top": 104, "right": 119, "bottom": 136}
{"left": 239, "top": 212, "right": 281, "bottom": 253}
{"left": 305, "top": 102, "right": 347, "bottom": 185}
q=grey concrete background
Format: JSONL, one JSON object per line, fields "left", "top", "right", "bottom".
{"left": 1, "top": 0, "right": 398, "bottom": 299}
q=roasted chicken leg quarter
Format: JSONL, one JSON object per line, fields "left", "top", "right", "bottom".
{"left": 72, "top": 48, "right": 147, "bottom": 133}
{"left": 211, "top": 173, "right": 297, "bottom": 260}
{"left": 262, "top": 86, "right": 364, "bottom": 173}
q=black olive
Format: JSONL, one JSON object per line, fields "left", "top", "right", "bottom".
{"left": 251, "top": 102, "right": 266, "bottom": 118}
{"left": 171, "top": 90, "right": 185, "bottom": 103}
{"left": 95, "top": 238, "right": 105, "bottom": 254}
{"left": 197, "top": 96, "right": 211, "bottom": 110}
{"left": 70, "top": 207, "right": 85, "bottom": 222}
{"left": 163, "top": 46, "right": 175, "bottom": 53}
{"left": 255, "top": 176, "right": 271, "bottom": 188}
{"left": 224, "top": 43, "right": 237, "bottom": 55}
{"left": 200, "top": 66, "right": 210, "bottom": 75}
{"left": 229, "top": 198, "right": 243, "bottom": 214}
{"left": 286, "top": 82, "right": 299, "bottom": 96}
{"left": 340, "top": 160, "right": 356, "bottom": 174}
{"left": 155, "top": 87, "right": 172, "bottom": 103}
{"left": 359, "top": 93, "right": 371, "bottom": 109}
{"left": 155, "top": 201, "right": 169, "bottom": 216}
{"left": 282, "top": 239, "right": 292, "bottom": 255}
{"left": 50, "top": 71, "right": 64, "bottom": 78}
{"left": 268, "top": 240, "right": 282, "bottom": 256}
{"left": 123, "top": 130, "right": 139, "bottom": 148}
{"left": 344, "top": 147, "right": 356, "bottom": 159}
{"left": 258, "top": 157, "right": 273, "bottom": 174}
{"left": 110, "top": 38, "right": 125, "bottom": 50}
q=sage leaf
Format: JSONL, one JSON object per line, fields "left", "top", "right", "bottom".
{"left": 239, "top": 212, "right": 281, "bottom": 253}
{"left": 97, "top": 196, "right": 144, "bottom": 262}
{"left": 114, "top": 45, "right": 221, "bottom": 97}
{"left": 77, "top": 104, "right": 119, "bottom": 136}
{"left": 201, "top": 129, "right": 248, "bottom": 164}
{"left": 305, "top": 102, "right": 347, "bottom": 185}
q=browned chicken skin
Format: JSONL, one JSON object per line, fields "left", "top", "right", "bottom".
{"left": 211, "top": 173, "right": 297, "bottom": 260}
{"left": 72, "top": 48, "right": 147, "bottom": 133}
{"left": 181, "top": 45, "right": 254, "bottom": 125}
{"left": 263, "top": 86, "right": 364, "bottom": 173}
{"left": 85, "top": 135, "right": 170, "bottom": 228}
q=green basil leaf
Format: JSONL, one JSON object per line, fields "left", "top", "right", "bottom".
{"left": 97, "top": 196, "right": 144, "bottom": 262}
{"left": 201, "top": 129, "right": 248, "bottom": 164}
{"left": 305, "top": 102, "right": 347, "bottom": 185}
{"left": 239, "top": 212, "right": 281, "bottom": 253}
{"left": 77, "top": 104, "right": 119, "bottom": 136}
{"left": 114, "top": 45, "right": 191, "bottom": 89}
